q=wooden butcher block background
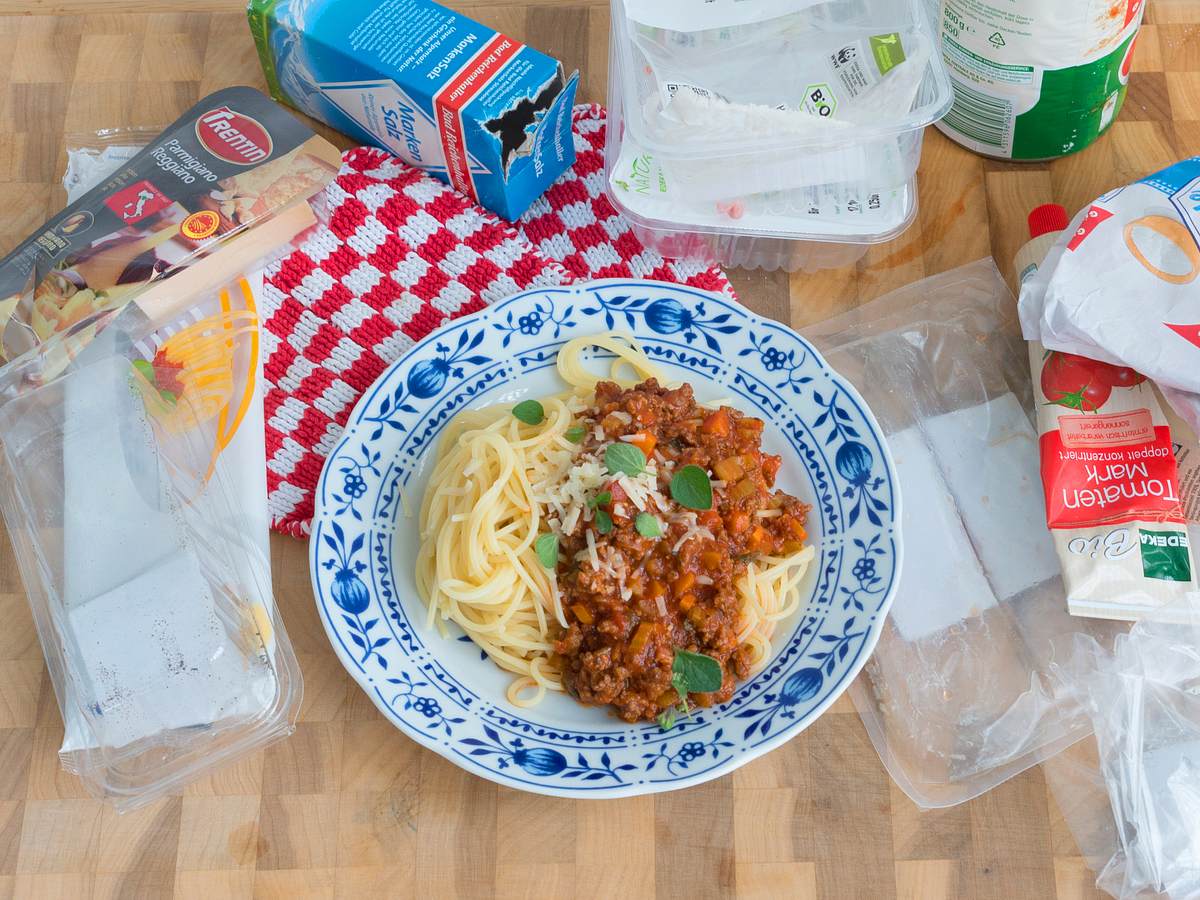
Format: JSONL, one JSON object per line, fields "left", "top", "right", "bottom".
{"left": 0, "top": 0, "right": 1197, "bottom": 897}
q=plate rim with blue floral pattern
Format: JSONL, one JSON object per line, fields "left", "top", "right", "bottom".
{"left": 309, "top": 279, "right": 902, "bottom": 797}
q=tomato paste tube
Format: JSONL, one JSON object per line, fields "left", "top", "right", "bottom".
{"left": 1019, "top": 205, "right": 1198, "bottom": 621}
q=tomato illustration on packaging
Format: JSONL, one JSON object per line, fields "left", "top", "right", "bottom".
{"left": 1040, "top": 352, "right": 1149, "bottom": 412}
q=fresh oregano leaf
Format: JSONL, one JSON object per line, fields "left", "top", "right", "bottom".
{"left": 605, "top": 442, "right": 646, "bottom": 477}
{"left": 534, "top": 533, "right": 558, "bottom": 568}
{"left": 594, "top": 509, "right": 613, "bottom": 535}
{"left": 673, "top": 648, "right": 723, "bottom": 693}
{"left": 588, "top": 491, "right": 613, "bottom": 510}
{"left": 565, "top": 425, "right": 586, "bottom": 443}
{"left": 670, "top": 464, "right": 713, "bottom": 510}
{"left": 512, "top": 400, "right": 545, "bottom": 426}
{"left": 635, "top": 512, "right": 662, "bottom": 538}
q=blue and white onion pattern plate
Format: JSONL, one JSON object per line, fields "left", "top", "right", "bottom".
{"left": 310, "top": 280, "right": 901, "bottom": 797}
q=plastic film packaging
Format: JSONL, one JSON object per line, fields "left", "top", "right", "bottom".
{"left": 805, "top": 259, "right": 1129, "bottom": 807}
{"left": 1047, "top": 601, "right": 1200, "bottom": 899}
{"left": 0, "top": 271, "right": 300, "bottom": 810}
{"left": 0, "top": 88, "right": 340, "bottom": 809}
{"left": 603, "top": 0, "right": 953, "bottom": 272}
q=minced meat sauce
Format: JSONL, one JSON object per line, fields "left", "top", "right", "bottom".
{"left": 553, "top": 379, "right": 810, "bottom": 723}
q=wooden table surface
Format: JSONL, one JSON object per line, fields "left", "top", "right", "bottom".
{"left": 0, "top": 1, "right": 1196, "bottom": 898}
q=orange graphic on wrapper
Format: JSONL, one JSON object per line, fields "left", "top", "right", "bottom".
{"left": 133, "top": 278, "right": 260, "bottom": 485}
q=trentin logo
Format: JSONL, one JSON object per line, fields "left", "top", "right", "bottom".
{"left": 195, "top": 107, "right": 273, "bottom": 165}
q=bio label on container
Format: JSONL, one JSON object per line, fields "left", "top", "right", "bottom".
{"left": 937, "top": 0, "right": 1144, "bottom": 160}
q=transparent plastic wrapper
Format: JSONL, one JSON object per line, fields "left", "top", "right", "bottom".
{"left": 62, "top": 127, "right": 158, "bottom": 204}
{"left": 604, "top": 0, "right": 951, "bottom": 272}
{"left": 805, "top": 259, "right": 1128, "bottom": 807}
{"left": 1047, "top": 602, "right": 1200, "bottom": 898}
{"left": 0, "top": 271, "right": 301, "bottom": 810}
{"left": 0, "top": 88, "right": 341, "bottom": 808}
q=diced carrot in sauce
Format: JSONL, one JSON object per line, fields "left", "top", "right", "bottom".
{"left": 571, "top": 603, "right": 594, "bottom": 625}
{"left": 762, "top": 455, "right": 782, "bottom": 485}
{"left": 701, "top": 408, "right": 730, "bottom": 436}
{"left": 679, "top": 594, "right": 696, "bottom": 612}
{"left": 730, "top": 478, "right": 757, "bottom": 501}
{"left": 748, "top": 525, "right": 769, "bottom": 551}
{"left": 673, "top": 572, "right": 695, "bottom": 595}
{"left": 727, "top": 511, "right": 750, "bottom": 534}
{"left": 739, "top": 417, "right": 765, "bottom": 434}
{"left": 699, "top": 510, "right": 721, "bottom": 528}
{"left": 700, "top": 551, "right": 722, "bottom": 571}
{"left": 628, "top": 622, "right": 654, "bottom": 656}
{"left": 713, "top": 456, "right": 744, "bottom": 482}
{"left": 647, "top": 580, "right": 666, "bottom": 599}
{"left": 627, "top": 432, "right": 657, "bottom": 458}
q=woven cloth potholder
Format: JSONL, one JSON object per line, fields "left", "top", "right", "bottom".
{"left": 260, "top": 104, "right": 736, "bottom": 538}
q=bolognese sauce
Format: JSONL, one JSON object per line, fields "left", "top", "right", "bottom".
{"left": 553, "top": 379, "right": 810, "bottom": 723}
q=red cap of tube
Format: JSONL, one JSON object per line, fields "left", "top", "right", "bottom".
{"left": 1028, "top": 203, "right": 1069, "bottom": 239}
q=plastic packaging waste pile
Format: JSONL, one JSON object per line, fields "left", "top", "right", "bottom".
{"left": 805, "top": 259, "right": 1128, "bottom": 807}
{"left": 1048, "top": 605, "right": 1200, "bottom": 899}
{"left": 604, "top": 0, "right": 953, "bottom": 272}
{"left": 0, "top": 87, "right": 339, "bottom": 810}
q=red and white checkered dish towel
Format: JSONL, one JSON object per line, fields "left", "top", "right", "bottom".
{"left": 260, "top": 104, "right": 736, "bottom": 538}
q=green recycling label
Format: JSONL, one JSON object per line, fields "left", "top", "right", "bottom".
{"left": 936, "top": 0, "right": 1145, "bottom": 160}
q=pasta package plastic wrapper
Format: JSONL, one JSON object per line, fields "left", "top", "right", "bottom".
{"left": 0, "top": 265, "right": 303, "bottom": 811}
{"left": 1046, "top": 602, "right": 1200, "bottom": 898}
{"left": 805, "top": 259, "right": 1128, "bottom": 808}
{"left": 1019, "top": 157, "right": 1200, "bottom": 435}
{"left": 0, "top": 89, "right": 339, "bottom": 809}
{"left": 0, "top": 85, "right": 340, "bottom": 373}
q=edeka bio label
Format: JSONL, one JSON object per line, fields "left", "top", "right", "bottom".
{"left": 937, "top": 0, "right": 1145, "bottom": 159}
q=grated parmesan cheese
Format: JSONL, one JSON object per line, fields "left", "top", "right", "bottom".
{"left": 655, "top": 595, "right": 668, "bottom": 617}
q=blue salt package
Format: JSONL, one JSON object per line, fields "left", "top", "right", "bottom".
{"left": 248, "top": 0, "right": 580, "bottom": 220}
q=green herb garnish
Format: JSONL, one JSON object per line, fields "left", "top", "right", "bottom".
{"left": 594, "top": 509, "right": 613, "bottom": 535}
{"left": 635, "top": 512, "right": 662, "bottom": 538}
{"left": 605, "top": 442, "right": 646, "bottom": 477}
{"left": 588, "top": 491, "right": 613, "bottom": 510}
{"left": 512, "top": 400, "right": 545, "bottom": 425}
{"left": 656, "top": 648, "right": 723, "bottom": 730}
{"left": 534, "top": 533, "right": 558, "bottom": 568}
{"left": 565, "top": 425, "right": 587, "bottom": 443}
{"left": 673, "top": 649, "right": 723, "bottom": 693}
{"left": 670, "top": 464, "right": 713, "bottom": 510}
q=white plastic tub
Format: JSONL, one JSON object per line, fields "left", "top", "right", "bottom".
{"left": 604, "top": 0, "right": 952, "bottom": 272}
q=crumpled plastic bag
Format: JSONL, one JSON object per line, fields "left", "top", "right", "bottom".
{"left": 1050, "top": 602, "right": 1200, "bottom": 898}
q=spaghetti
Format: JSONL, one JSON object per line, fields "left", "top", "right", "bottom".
{"left": 416, "top": 334, "right": 814, "bottom": 719}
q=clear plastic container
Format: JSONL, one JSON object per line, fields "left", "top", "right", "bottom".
{"left": 0, "top": 276, "right": 302, "bottom": 811}
{"left": 604, "top": 0, "right": 953, "bottom": 272}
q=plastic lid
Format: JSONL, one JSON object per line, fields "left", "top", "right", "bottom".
{"left": 1028, "top": 204, "right": 1069, "bottom": 239}
{"left": 611, "top": 0, "right": 955, "bottom": 161}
